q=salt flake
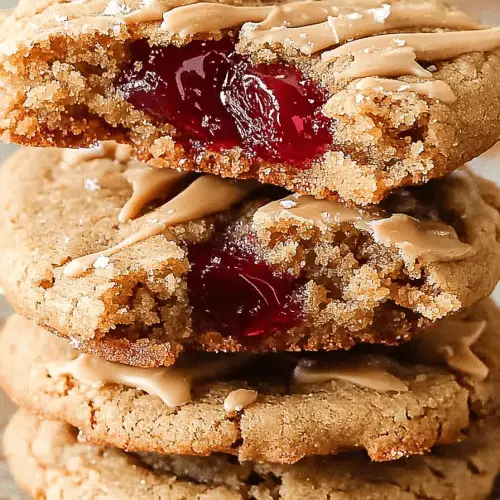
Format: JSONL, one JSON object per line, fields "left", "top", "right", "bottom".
{"left": 103, "top": 0, "right": 132, "bottom": 16}
{"left": 84, "top": 178, "right": 101, "bottom": 191}
{"left": 369, "top": 4, "right": 391, "bottom": 23}
{"left": 347, "top": 12, "right": 363, "bottom": 20}
{"left": 94, "top": 256, "right": 111, "bottom": 269}
{"left": 280, "top": 199, "right": 298, "bottom": 209}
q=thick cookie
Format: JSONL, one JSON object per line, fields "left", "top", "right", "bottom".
{"left": 1, "top": 147, "right": 499, "bottom": 366}
{"left": 1, "top": 299, "right": 499, "bottom": 463}
{"left": 5, "top": 410, "right": 500, "bottom": 500}
{"left": 2, "top": 1, "right": 500, "bottom": 204}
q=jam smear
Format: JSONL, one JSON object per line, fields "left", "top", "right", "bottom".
{"left": 187, "top": 239, "right": 302, "bottom": 338}
{"left": 118, "top": 38, "right": 333, "bottom": 168}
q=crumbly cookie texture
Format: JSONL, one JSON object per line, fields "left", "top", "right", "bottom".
{"left": 1, "top": 299, "right": 500, "bottom": 463}
{"left": 5, "top": 411, "right": 500, "bottom": 500}
{"left": 1, "top": 0, "right": 500, "bottom": 204}
{"left": 1, "top": 148, "right": 500, "bottom": 367}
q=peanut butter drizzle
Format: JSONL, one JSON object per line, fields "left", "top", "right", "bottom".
{"left": 338, "top": 46, "right": 432, "bottom": 79}
{"left": 122, "top": 0, "right": 480, "bottom": 55}
{"left": 355, "top": 77, "right": 456, "bottom": 103}
{"left": 47, "top": 353, "right": 251, "bottom": 408}
{"left": 410, "top": 319, "right": 488, "bottom": 381}
{"left": 256, "top": 195, "right": 474, "bottom": 263}
{"left": 109, "top": 1, "right": 491, "bottom": 103}
{"left": 123, "top": 0, "right": 168, "bottom": 23}
{"left": 64, "top": 176, "right": 256, "bottom": 278}
{"left": 368, "top": 214, "right": 475, "bottom": 263}
{"left": 293, "top": 358, "right": 409, "bottom": 393}
{"left": 119, "top": 166, "right": 188, "bottom": 222}
{"left": 244, "top": 3, "right": 480, "bottom": 56}
{"left": 322, "top": 26, "right": 500, "bottom": 62}
{"left": 62, "top": 141, "right": 132, "bottom": 167}
{"left": 256, "top": 194, "right": 373, "bottom": 230}
{"left": 162, "top": 4, "right": 273, "bottom": 37}
{"left": 255, "top": 1, "right": 340, "bottom": 30}
{"left": 131, "top": 0, "right": 348, "bottom": 29}
{"left": 223, "top": 388, "right": 258, "bottom": 413}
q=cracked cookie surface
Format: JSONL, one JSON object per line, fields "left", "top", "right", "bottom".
{"left": 2, "top": 0, "right": 500, "bottom": 204}
{"left": 1, "top": 148, "right": 500, "bottom": 366}
{"left": 4, "top": 410, "right": 500, "bottom": 500}
{"left": 1, "top": 299, "right": 499, "bottom": 463}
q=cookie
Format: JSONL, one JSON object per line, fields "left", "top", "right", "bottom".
{"left": 1, "top": 299, "right": 499, "bottom": 464}
{"left": 1, "top": 147, "right": 500, "bottom": 367}
{"left": 5, "top": 410, "right": 500, "bottom": 500}
{"left": 1, "top": 1, "right": 500, "bottom": 205}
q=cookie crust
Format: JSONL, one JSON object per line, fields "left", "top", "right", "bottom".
{"left": 1, "top": 300, "right": 499, "bottom": 463}
{"left": 1, "top": 148, "right": 500, "bottom": 366}
{"left": 5, "top": 410, "right": 500, "bottom": 500}
{"left": 2, "top": 0, "right": 500, "bottom": 204}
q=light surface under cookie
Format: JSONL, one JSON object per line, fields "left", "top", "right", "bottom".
{"left": 4, "top": 410, "right": 500, "bottom": 500}
{"left": 0, "top": 299, "right": 499, "bottom": 463}
{"left": 1, "top": 0, "right": 500, "bottom": 204}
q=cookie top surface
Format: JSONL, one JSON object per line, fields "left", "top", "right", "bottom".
{"left": 1, "top": 299, "right": 499, "bottom": 464}
{"left": 5, "top": 410, "right": 500, "bottom": 500}
{"left": 1, "top": 1, "right": 500, "bottom": 204}
{"left": 1, "top": 147, "right": 499, "bottom": 366}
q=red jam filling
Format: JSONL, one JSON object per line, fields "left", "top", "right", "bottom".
{"left": 118, "top": 38, "right": 333, "bottom": 168}
{"left": 187, "top": 238, "right": 302, "bottom": 338}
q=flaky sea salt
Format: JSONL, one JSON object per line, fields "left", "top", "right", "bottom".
{"left": 93, "top": 256, "right": 111, "bottom": 269}
{"left": 84, "top": 178, "right": 101, "bottom": 191}
{"left": 103, "top": 0, "right": 132, "bottom": 16}
{"left": 280, "top": 199, "right": 298, "bottom": 209}
{"left": 370, "top": 4, "right": 391, "bottom": 23}
{"left": 69, "top": 338, "right": 81, "bottom": 349}
{"left": 347, "top": 12, "right": 363, "bottom": 20}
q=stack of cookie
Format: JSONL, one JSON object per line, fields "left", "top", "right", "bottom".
{"left": 1, "top": 0, "right": 500, "bottom": 498}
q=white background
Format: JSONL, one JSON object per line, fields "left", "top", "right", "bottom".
{"left": 0, "top": 0, "right": 499, "bottom": 498}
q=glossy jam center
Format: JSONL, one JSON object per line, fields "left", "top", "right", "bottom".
{"left": 221, "top": 59, "right": 332, "bottom": 166}
{"left": 187, "top": 238, "right": 302, "bottom": 338}
{"left": 118, "top": 39, "right": 333, "bottom": 168}
{"left": 119, "top": 39, "right": 240, "bottom": 148}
